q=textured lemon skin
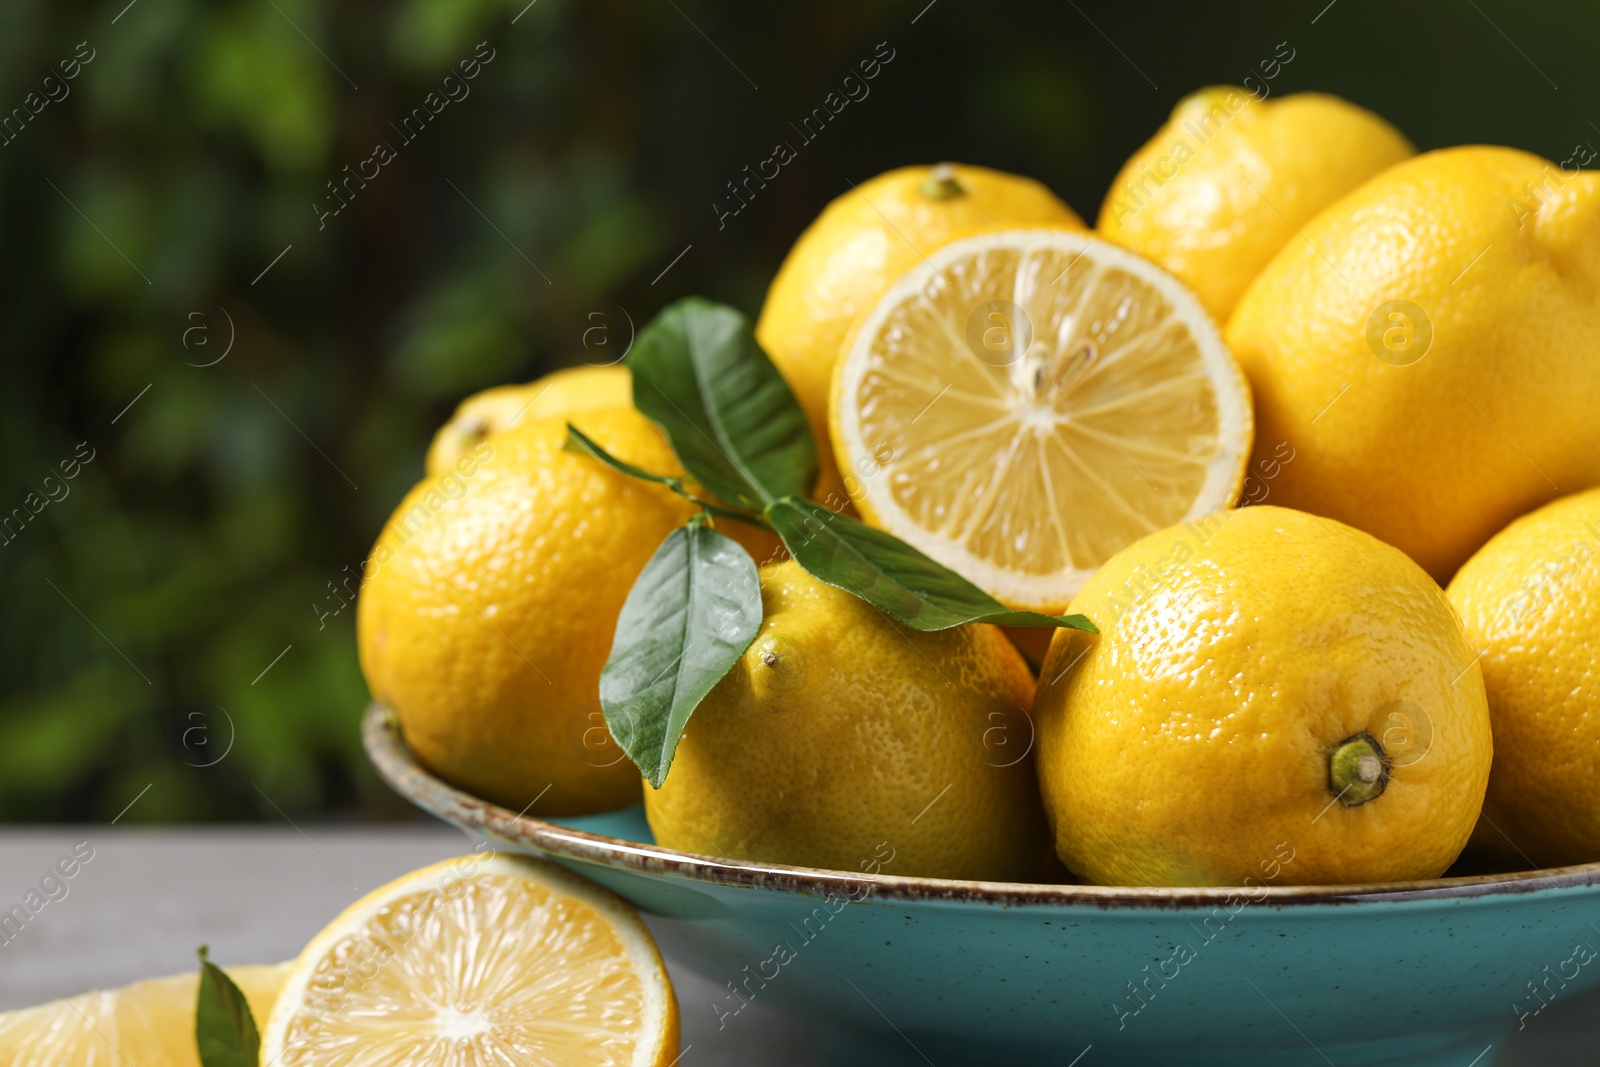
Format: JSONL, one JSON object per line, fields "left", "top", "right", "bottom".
{"left": 0, "top": 964, "right": 288, "bottom": 1066}
{"left": 756, "top": 164, "right": 1083, "bottom": 504}
{"left": 425, "top": 365, "right": 633, "bottom": 475}
{"left": 1099, "top": 88, "right": 1412, "bottom": 321}
{"left": 1035, "top": 506, "right": 1491, "bottom": 888}
{"left": 1226, "top": 146, "right": 1600, "bottom": 583}
{"left": 360, "top": 407, "right": 700, "bottom": 815}
{"left": 426, "top": 367, "right": 781, "bottom": 564}
{"left": 1448, "top": 488, "right": 1600, "bottom": 868}
{"left": 645, "top": 560, "right": 1050, "bottom": 881}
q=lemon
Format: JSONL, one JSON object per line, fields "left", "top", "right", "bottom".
{"left": 425, "top": 365, "right": 632, "bottom": 475}
{"left": 261, "top": 854, "right": 679, "bottom": 1066}
{"left": 359, "top": 407, "right": 699, "bottom": 815}
{"left": 1227, "top": 146, "right": 1600, "bottom": 582}
{"left": 757, "top": 164, "right": 1083, "bottom": 503}
{"left": 645, "top": 559, "right": 1050, "bottom": 881}
{"left": 1035, "top": 505, "right": 1492, "bottom": 887}
{"left": 1448, "top": 488, "right": 1600, "bottom": 868}
{"left": 1100, "top": 88, "right": 1412, "bottom": 321}
{"left": 830, "top": 227, "right": 1253, "bottom": 614}
{"left": 0, "top": 963, "right": 287, "bottom": 1066}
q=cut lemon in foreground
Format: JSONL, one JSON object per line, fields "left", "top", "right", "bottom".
{"left": 0, "top": 963, "right": 288, "bottom": 1066}
{"left": 831, "top": 228, "right": 1253, "bottom": 612}
{"left": 262, "top": 853, "right": 680, "bottom": 1067}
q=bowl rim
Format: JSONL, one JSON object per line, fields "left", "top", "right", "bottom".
{"left": 364, "top": 703, "right": 1600, "bottom": 908}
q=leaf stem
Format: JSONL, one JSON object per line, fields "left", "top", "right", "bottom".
{"left": 565, "top": 423, "right": 764, "bottom": 525}
{"left": 686, "top": 495, "right": 764, "bottom": 525}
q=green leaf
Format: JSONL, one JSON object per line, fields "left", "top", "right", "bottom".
{"left": 628, "top": 298, "right": 816, "bottom": 510}
{"left": 601, "top": 522, "right": 764, "bottom": 787}
{"left": 563, "top": 424, "right": 760, "bottom": 524}
{"left": 195, "top": 946, "right": 259, "bottom": 1067}
{"left": 767, "top": 497, "right": 1098, "bottom": 634}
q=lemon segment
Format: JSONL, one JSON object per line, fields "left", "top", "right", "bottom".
{"left": 831, "top": 228, "right": 1252, "bottom": 613}
{"left": 261, "top": 854, "right": 679, "bottom": 1067}
{"left": 0, "top": 964, "right": 288, "bottom": 1067}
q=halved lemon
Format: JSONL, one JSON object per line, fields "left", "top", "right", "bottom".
{"left": 261, "top": 853, "right": 679, "bottom": 1067}
{"left": 830, "top": 228, "right": 1253, "bottom": 612}
{"left": 0, "top": 963, "right": 288, "bottom": 1066}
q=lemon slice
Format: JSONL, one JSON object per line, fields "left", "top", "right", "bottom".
{"left": 261, "top": 854, "right": 679, "bottom": 1067}
{"left": 0, "top": 963, "right": 288, "bottom": 1066}
{"left": 831, "top": 227, "right": 1252, "bottom": 612}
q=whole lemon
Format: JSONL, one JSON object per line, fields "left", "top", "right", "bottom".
{"left": 360, "top": 407, "right": 698, "bottom": 815}
{"left": 1034, "top": 505, "right": 1492, "bottom": 887}
{"left": 1448, "top": 488, "right": 1600, "bottom": 868}
{"left": 644, "top": 560, "right": 1050, "bottom": 881}
{"left": 757, "top": 163, "right": 1082, "bottom": 504}
{"left": 1099, "top": 88, "right": 1412, "bottom": 321}
{"left": 1227, "top": 146, "right": 1600, "bottom": 582}
{"left": 425, "top": 365, "right": 632, "bottom": 475}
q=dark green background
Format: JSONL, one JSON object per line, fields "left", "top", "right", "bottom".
{"left": 2, "top": 0, "right": 1593, "bottom": 822}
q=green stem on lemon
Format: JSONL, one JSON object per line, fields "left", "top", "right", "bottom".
{"left": 920, "top": 163, "right": 965, "bottom": 200}
{"left": 1328, "top": 732, "right": 1389, "bottom": 807}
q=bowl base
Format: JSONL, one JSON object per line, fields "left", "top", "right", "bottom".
{"left": 804, "top": 1022, "right": 1506, "bottom": 1066}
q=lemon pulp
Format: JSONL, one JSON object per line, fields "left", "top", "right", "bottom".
{"left": 263, "top": 856, "right": 678, "bottom": 1067}
{"left": 0, "top": 964, "right": 287, "bottom": 1067}
{"left": 832, "top": 228, "right": 1252, "bottom": 612}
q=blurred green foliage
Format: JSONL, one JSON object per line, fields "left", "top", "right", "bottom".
{"left": 2, "top": 0, "right": 1596, "bottom": 821}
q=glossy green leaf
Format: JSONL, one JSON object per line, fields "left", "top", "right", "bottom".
{"left": 766, "top": 497, "right": 1097, "bottom": 633}
{"left": 627, "top": 298, "right": 816, "bottom": 510}
{"left": 195, "top": 946, "right": 259, "bottom": 1067}
{"left": 601, "top": 522, "right": 764, "bottom": 787}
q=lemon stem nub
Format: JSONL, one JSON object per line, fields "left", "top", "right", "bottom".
{"left": 1329, "top": 732, "right": 1389, "bottom": 807}
{"left": 920, "top": 164, "right": 965, "bottom": 200}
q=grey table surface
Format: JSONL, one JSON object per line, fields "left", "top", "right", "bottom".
{"left": 0, "top": 826, "right": 1594, "bottom": 1065}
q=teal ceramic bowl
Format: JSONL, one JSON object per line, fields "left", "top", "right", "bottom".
{"left": 365, "top": 704, "right": 1600, "bottom": 1066}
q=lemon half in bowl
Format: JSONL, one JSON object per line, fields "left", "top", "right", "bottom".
{"left": 830, "top": 227, "right": 1253, "bottom": 613}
